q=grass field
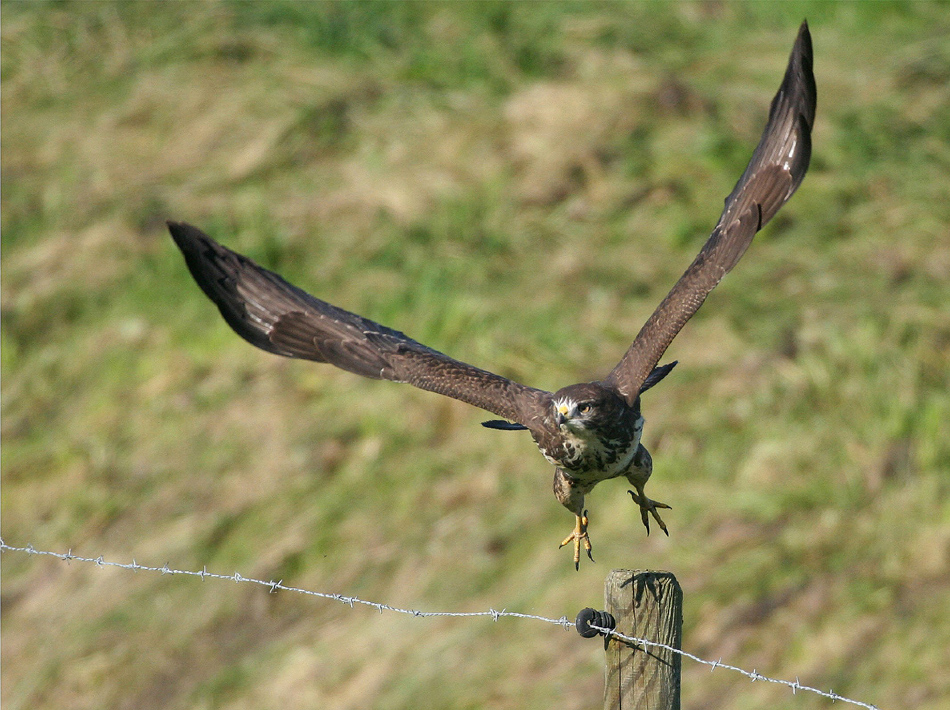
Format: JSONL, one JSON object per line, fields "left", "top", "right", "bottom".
{"left": 3, "top": 3, "right": 949, "bottom": 709}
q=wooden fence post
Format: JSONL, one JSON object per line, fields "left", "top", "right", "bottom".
{"left": 604, "top": 570, "right": 683, "bottom": 710}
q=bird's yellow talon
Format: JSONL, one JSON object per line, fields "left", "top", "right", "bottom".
{"left": 628, "top": 489, "right": 670, "bottom": 537}
{"left": 560, "top": 511, "right": 594, "bottom": 570}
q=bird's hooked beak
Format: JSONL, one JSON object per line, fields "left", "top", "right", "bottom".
{"left": 555, "top": 402, "right": 571, "bottom": 427}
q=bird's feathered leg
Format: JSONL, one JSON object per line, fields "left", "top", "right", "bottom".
{"left": 553, "top": 468, "right": 594, "bottom": 570}
{"left": 625, "top": 445, "right": 670, "bottom": 536}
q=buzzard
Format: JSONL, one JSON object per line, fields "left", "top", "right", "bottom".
{"left": 169, "top": 23, "right": 815, "bottom": 569}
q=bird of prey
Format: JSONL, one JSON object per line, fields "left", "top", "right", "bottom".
{"left": 169, "top": 22, "right": 815, "bottom": 569}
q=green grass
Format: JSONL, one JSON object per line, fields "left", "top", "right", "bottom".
{"left": 3, "top": 2, "right": 949, "bottom": 709}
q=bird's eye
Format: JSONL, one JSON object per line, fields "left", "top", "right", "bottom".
{"left": 578, "top": 403, "right": 592, "bottom": 415}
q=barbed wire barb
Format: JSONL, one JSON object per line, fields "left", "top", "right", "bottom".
{"left": 1, "top": 539, "right": 880, "bottom": 710}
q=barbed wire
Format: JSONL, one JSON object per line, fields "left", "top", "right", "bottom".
{"left": 588, "top": 623, "right": 880, "bottom": 710}
{"left": 2, "top": 539, "right": 880, "bottom": 710}
{"left": 0, "top": 540, "right": 572, "bottom": 626}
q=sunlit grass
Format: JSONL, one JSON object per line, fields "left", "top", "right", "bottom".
{"left": 3, "top": 3, "right": 949, "bottom": 710}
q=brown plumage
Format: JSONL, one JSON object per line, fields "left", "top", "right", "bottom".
{"left": 169, "top": 22, "right": 816, "bottom": 569}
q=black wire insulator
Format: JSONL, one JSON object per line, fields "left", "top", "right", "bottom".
{"left": 575, "top": 607, "right": 616, "bottom": 638}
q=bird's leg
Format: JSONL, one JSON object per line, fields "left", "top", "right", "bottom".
{"left": 553, "top": 468, "right": 594, "bottom": 570}
{"left": 625, "top": 444, "right": 671, "bottom": 536}
{"left": 559, "top": 510, "right": 593, "bottom": 571}
{"left": 628, "top": 485, "right": 670, "bottom": 536}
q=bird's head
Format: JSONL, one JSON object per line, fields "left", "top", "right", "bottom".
{"left": 550, "top": 382, "right": 630, "bottom": 433}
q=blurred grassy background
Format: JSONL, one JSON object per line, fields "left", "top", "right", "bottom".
{"left": 2, "top": 2, "right": 948, "bottom": 709}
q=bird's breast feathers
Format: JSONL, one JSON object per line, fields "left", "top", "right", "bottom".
{"left": 539, "top": 413, "right": 645, "bottom": 480}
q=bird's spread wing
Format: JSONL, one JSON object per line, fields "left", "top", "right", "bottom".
{"left": 605, "top": 21, "right": 816, "bottom": 404}
{"left": 169, "top": 222, "right": 551, "bottom": 428}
